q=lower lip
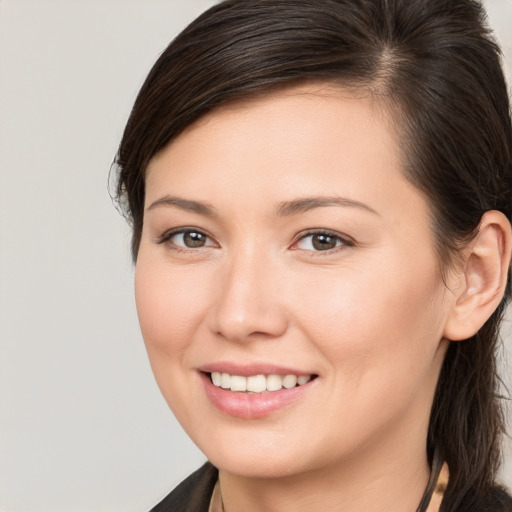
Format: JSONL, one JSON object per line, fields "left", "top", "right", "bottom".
{"left": 200, "top": 373, "right": 314, "bottom": 419}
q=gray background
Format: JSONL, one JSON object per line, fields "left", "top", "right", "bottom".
{"left": 0, "top": 1, "right": 510, "bottom": 510}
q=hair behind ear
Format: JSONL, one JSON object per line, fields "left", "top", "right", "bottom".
{"left": 430, "top": 214, "right": 512, "bottom": 510}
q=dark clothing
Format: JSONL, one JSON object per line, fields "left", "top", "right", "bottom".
{"left": 455, "top": 486, "right": 512, "bottom": 512}
{"left": 150, "top": 463, "right": 218, "bottom": 512}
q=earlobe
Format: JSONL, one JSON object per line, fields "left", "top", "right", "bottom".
{"left": 443, "top": 210, "right": 512, "bottom": 342}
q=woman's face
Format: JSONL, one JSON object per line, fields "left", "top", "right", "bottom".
{"left": 136, "top": 85, "right": 453, "bottom": 479}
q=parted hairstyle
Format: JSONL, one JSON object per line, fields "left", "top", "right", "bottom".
{"left": 114, "top": 0, "right": 512, "bottom": 510}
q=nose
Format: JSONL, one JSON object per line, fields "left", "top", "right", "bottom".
{"left": 208, "top": 248, "right": 288, "bottom": 343}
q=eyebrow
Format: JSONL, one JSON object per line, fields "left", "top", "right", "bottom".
{"left": 276, "top": 196, "right": 379, "bottom": 216}
{"left": 146, "top": 196, "right": 216, "bottom": 216}
{"left": 146, "top": 194, "right": 378, "bottom": 217}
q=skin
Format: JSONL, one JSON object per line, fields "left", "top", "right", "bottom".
{"left": 136, "top": 85, "right": 459, "bottom": 512}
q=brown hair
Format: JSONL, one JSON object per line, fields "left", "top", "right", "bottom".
{"left": 114, "top": 0, "right": 512, "bottom": 509}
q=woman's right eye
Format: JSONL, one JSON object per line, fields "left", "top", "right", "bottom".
{"left": 157, "top": 229, "right": 217, "bottom": 250}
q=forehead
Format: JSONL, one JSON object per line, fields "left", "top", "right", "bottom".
{"left": 145, "top": 83, "right": 406, "bottom": 205}
{"left": 177, "top": 81, "right": 392, "bottom": 137}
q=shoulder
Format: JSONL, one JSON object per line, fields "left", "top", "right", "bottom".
{"left": 455, "top": 485, "right": 512, "bottom": 512}
{"left": 478, "top": 486, "right": 512, "bottom": 512}
{"left": 149, "top": 462, "right": 219, "bottom": 512}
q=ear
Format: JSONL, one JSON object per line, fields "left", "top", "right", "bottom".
{"left": 443, "top": 210, "right": 512, "bottom": 341}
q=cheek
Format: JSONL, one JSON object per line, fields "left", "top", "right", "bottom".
{"left": 134, "top": 255, "right": 209, "bottom": 360}
{"left": 134, "top": 253, "right": 218, "bottom": 425}
{"left": 289, "top": 256, "right": 446, "bottom": 453}
{"left": 292, "top": 250, "right": 446, "bottom": 380}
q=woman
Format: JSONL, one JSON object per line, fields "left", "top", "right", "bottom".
{"left": 113, "top": 0, "right": 512, "bottom": 510}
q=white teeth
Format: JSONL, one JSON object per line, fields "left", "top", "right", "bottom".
{"left": 211, "top": 372, "right": 222, "bottom": 386}
{"left": 282, "top": 374, "right": 298, "bottom": 389}
{"left": 221, "top": 373, "right": 231, "bottom": 389}
{"left": 230, "top": 375, "right": 247, "bottom": 392}
{"left": 266, "top": 374, "right": 283, "bottom": 391}
{"left": 297, "top": 375, "right": 311, "bottom": 385}
{"left": 247, "top": 374, "right": 267, "bottom": 393}
{"left": 210, "top": 372, "right": 313, "bottom": 392}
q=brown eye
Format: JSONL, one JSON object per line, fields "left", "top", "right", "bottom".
{"left": 294, "top": 231, "right": 349, "bottom": 252}
{"left": 182, "top": 231, "right": 207, "bottom": 248}
{"left": 311, "top": 234, "right": 338, "bottom": 251}
{"left": 159, "top": 229, "right": 216, "bottom": 249}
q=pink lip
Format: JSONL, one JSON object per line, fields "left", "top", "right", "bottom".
{"left": 199, "top": 369, "right": 316, "bottom": 419}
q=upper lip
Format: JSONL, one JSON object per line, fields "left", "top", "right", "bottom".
{"left": 198, "top": 362, "right": 316, "bottom": 377}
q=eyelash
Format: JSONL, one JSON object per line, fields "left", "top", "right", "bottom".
{"left": 155, "top": 228, "right": 354, "bottom": 254}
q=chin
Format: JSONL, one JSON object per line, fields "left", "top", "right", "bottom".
{"left": 191, "top": 427, "right": 323, "bottom": 479}
{"left": 210, "top": 451, "right": 310, "bottom": 479}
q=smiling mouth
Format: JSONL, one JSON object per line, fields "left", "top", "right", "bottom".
{"left": 208, "top": 372, "right": 317, "bottom": 393}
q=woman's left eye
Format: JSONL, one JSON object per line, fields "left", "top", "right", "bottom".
{"left": 293, "top": 231, "right": 351, "bottom": 252}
